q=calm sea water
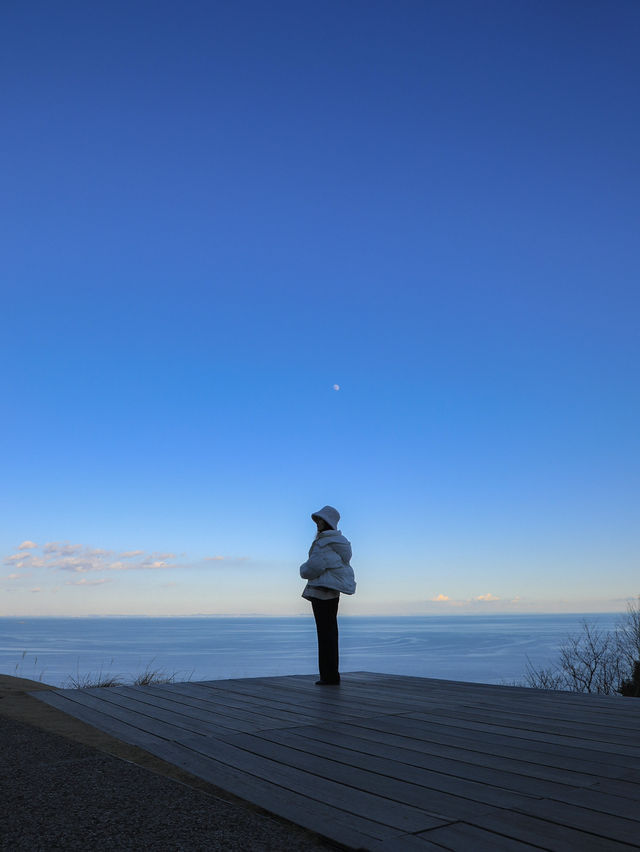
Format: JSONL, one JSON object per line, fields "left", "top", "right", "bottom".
{"left": 0, "top": 613, "right": 621, "bottom": 688}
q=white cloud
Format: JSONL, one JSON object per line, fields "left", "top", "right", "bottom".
{"left": 3, "top": 572, "right": 30, "bottom": 580}
{"left": 425, "top": 593, "right": 505, "bottom": 609}
{"left": 203, "top": 556, "right": 249, "bottom": 565}
{"left": 65, "top": 578, "right": 110, "bottom": 586}
{"left": 18, "top": 540, "right": 38, "bottom": 550}
{"left": 111, "top": 557, "right": 171, "bottom": 572}
{"left": 53, "top": 555, "right": 107, "bottom": 573}
{"left": 30, "top": 587, "right": 41, "bottom": 593}
{"left": 3, "top": 541, "right": 185, "bottom": 587}
{"left": 109, "top": 557, "right": 174, "bottom": 571}
{"left": 43, "top": 542, "right": 83, "bottom": 555}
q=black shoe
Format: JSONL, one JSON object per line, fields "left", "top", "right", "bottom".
{"left": 315, "top": 679, "right": 340, "bottom": 685}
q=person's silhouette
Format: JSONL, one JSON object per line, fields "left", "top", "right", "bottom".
{"left": 299, "top": 506, "right": 356, "bottom": 685}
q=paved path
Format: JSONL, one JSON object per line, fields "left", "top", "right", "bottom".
{"left": 33, "top": 672, "right": 640, "bottom": 850}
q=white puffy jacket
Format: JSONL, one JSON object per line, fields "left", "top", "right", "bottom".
{"left": 299, "top": 530, "right": 356, "bottom": 595}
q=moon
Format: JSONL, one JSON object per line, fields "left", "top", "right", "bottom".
{"left": 333, "top": 384, "right": 340, "bottom": 391}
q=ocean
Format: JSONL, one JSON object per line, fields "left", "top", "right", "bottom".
{"left": 0, "top": 613, "right": 622, "bottom": 688}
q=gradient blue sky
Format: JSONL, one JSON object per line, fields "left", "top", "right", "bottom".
{"left": 2, "top": 1, "right": 638, "bottom": 616}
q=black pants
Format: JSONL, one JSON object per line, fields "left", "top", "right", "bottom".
{"left": 311, "top": 596, "right": 340, "bottom": 683}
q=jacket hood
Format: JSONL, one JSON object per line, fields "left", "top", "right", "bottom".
{"left": 311, "top": 505, "right": 340, "bottom": 530}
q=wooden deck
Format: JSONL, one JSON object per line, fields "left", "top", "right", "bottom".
{"left": 32, "top": 672, "right": 640, "bottom": 851}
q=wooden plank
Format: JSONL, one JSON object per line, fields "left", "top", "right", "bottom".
{"left": 215, "top": 730, "right": 519, "bottom": 818}
{"left": 35, "top": 688, "right": 416, "bottom": 849}
{"left": 80, "top": 687, "right": 258, "bottom": 735}
{"left": 512, "top": 797, "right": 640, "bottom": 846}
{"left": 290, "top": 720, "right": 620, "bottom": 789}
{"left": 180, "top": 679, "right": 311, "bottom": 707}
{"left": 31, "top": 673, "right": 640, "bottom": 852}
{"left": 199, "top": 679, "right": 371, "bottom": 721}
{"left": 187, "top": 681, "right": 335, "bottom": 721}
{"left": 344, "top": 714, "right": 640, "bottom": 775}
{"left": 403, "top": 711, "right": 640, "bottom": 758}
{"left": 406, "top": 705, "right": 640, "bottom": 746}
{"left": 415, "top": 821, "right": 541, "bottom": 851}
{"left": 32, "top": 690, "right": 169, "bottom": 750}
{"left": 211, "top": 672, "right": 436, "bottom": 713}
{"left": 261, "top": 673, "right": 482, "bottom": 713}
{"left": 214, "top": 679, "right": 415, "bottom": 717}
{"left": 40, "top": 688, "right": 220, "bottom": 741}
{"left": 148, "top": 682, "right": 315, "bottom": 725}
{"left": 108, "top": 685, "right": 285, "bottom": 730}
{"left": 251, "top": 726, "right": 605, "bottom": 814}
{"left": 194, "top": 683, "right": 372, "bottom": 728}
{"left": 545, "top": 786, "right": 640, "bottom": 822}
{"left": 317, "top": 676, "right": 640, "bottom": 738}
{"left": 124, "top": 736, "right": 405, "bottom": 849}
{"left": 259, "top": 675, "right": 443, "bottom": 714}
{"left": 470, "top": 704, "right": 640, "bottom": 736}
{"left": 174, "top": 733, "right": 449, "bottom": 834}
{"left": 368, "top": 830, "right": 457, "bottom": 851}
{"left": 346, "top": 673, "right": 640, "bottom": 715}
{"left": 368, "top": 697, "right": 636, "bottom": 735}
{"left": 348, "top": 672, "right": 632, "bottom": 704}
{"left": 389, "top": 691, "right": 640, "bottom": 734}
{"left": 589, "top": 777, "right": 640, "bottom": 800}
{"left": 471, "top": 808, "right": 638, "bottom": 852}
{"left": 299, "top": 680, "right": 640, "bottom": 743}
{"left": 256, "top": 725, "right": 595, "bottom": 801}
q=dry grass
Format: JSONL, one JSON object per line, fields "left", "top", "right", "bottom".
{"left": 64, "top": 657, "right": 194, "bottom": 689}
{"left": 13, "top": 650, "right": 46, "bottom": 683}
{"left": 9, "top": 651, "right": 193, "bottom": 689}
{"left": 64, "top": 659, "right": 124, "bottom": 689}
{"left": 65, "top": 671, "right": 126, "bottom": 688}
{"left": 131, "top": 659, "right": 193, "bottom": 687}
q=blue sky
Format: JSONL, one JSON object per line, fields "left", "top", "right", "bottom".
{"left": 2, "top": 1, "right": 638, "bottom": 616}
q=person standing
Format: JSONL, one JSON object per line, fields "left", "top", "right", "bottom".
{"left": 300, "top": 505, "right": 356, "bottom": 685}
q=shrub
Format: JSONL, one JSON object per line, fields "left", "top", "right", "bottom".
{"left": 524, "top": 596, "right": 640, "bottom": 696}
{"left": 618, "top": 660, "right": 640, "bottom": 698}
